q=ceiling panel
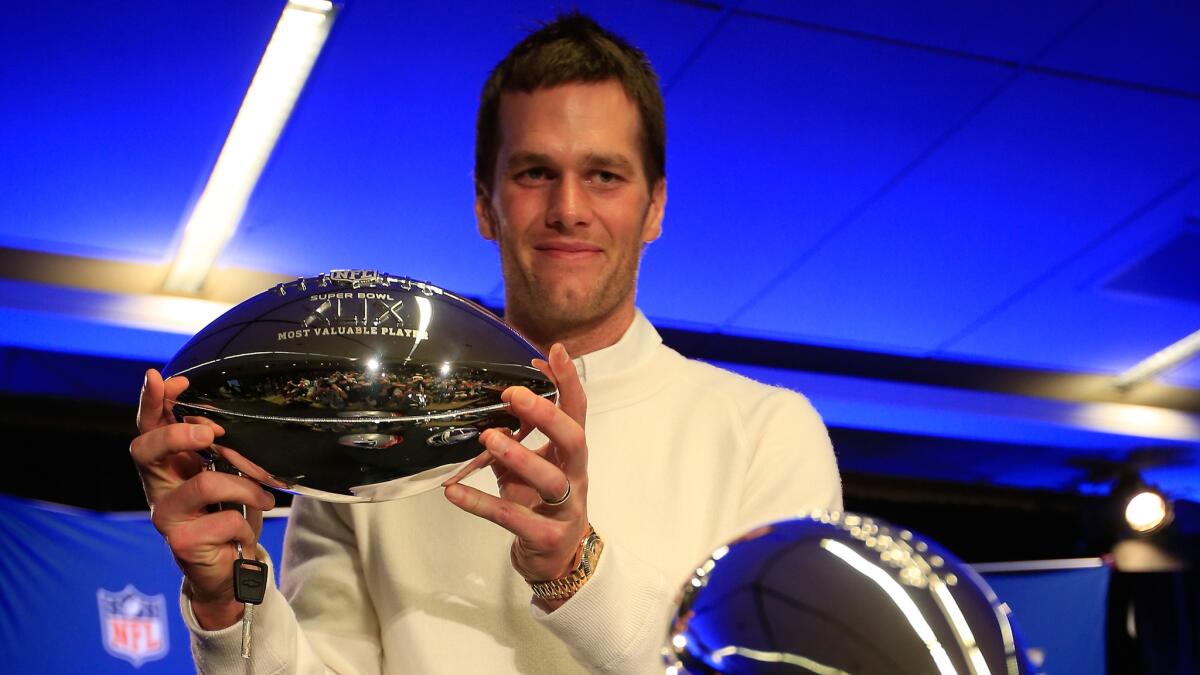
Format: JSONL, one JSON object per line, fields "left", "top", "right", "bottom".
{"left": 1034, "top": 0, "right": 1200, "bottom": 95}
{"left": 941, "top": 179, "right": 1200, "bottom": 388}
{"left": 637, "top": 13, "right": 1012, "bottom": 328}
{"left": 737, "top": 0, "right": 1093, "bottom": 63}
{"left": 217, "top": 0, "right": 723, "bottom": 300}
{"left": 729, "top": 72, "right": 1200, "bottom": 361}
{"left": 1, "top": 2, "right": 281, "bottom": 261}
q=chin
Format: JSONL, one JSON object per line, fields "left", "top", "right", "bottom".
{"left": 532, "top": 294, "right": 606, "bottom": 330}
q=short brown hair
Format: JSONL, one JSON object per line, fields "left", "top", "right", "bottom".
{"left": 474, "top": 12, "right": 666, "bottom": 197}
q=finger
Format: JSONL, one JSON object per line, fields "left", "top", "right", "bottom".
{"left": 514, "top": 421, "right": 535, "bottom": 442}
{"left": 531, "top": 358, "right": 556, "bottom": 386}
{"left": 156, "top": 470, "right": 275, "bottom": 526}
{"left": 441, "top": 449, "right": 494, "bottom": 487}
{"left": 481, "top": 429, "right": 573, "bottom": 515}
{"left": 444, "top": 482, "right": 547, "bottom": 540}
{"left": 496, "top": 421, "right": 539, "bottom": 446}
{"left": 500, "top": 389, "right": 540, "bottom": 443}
{"left": 528, "top": 357, "right": 559, "bottom": 420}
{"left": 183, "top": 416, "right": 226, "bottom": 437}
{"left": 439, "top": 425, "right": 547, "bottom": 488}
{"left": 161, "top": 375, "right": 191, "bottom": 425}
{"left": 168, "top": 509, "right": 260, "bottom": 562}
{"left": 137, "top": 369, "right": 165, "bottom": 433}
{"left": 213, "top": 445, "right": 288, "bottom": 489}
{"left": 504, "top": 386, "right": 587, "bottom": 481}
{"left": 547, "top": 344, "right": 586, "bottom": 428}
{"left": 130, "top": 422, "right": 216, "bottom": 469}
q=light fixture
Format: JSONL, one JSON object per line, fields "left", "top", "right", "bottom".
{"left": 1113, "top": 470, "right": 1174, "bottom": 535}
{"left": 163, "top": 0, "right": 339, "bottom": 294}
{"left": 1113, "top": 328, "right": 1200, "bottom": 391}
{"left": 1124, "top": 488, "right": 1172, "bottom": 534}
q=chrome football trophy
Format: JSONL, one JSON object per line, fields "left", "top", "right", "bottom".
{"left": 664, "top": 512, "right": 1035, "bottom": 674}
{"left": 162, "top": 270, "right": 556, "bottom": 502}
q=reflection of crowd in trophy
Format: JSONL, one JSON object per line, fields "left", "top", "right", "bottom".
{"left": 224, "top": 363, "right": 531, "bottom": 412}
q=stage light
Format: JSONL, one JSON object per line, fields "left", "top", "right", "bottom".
{"left": 1113, "top": 328, "right": 1200, "bottom": 391}
{"left": 163, "top": 0, "right": 339, "bottom": 294}
{"left": 1124, "top": 489, "right": 1171, "bottom": 534}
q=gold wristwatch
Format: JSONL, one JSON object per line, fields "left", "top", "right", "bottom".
{"left": 529, "top": 527, "right": 604, "bottom": 601}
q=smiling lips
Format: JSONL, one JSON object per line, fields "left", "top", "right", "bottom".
{"left": 534, "top": 241, "right": 604, "bottom": 260}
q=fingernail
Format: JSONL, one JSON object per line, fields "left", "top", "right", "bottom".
{"left": 487, "top": 434, "right": 508, "bottom": 457}
{"left": 445, "top": 485, "right": 464, "bottom": 502}
{"left": 191, "top": 425, "right": 209, "bottom": 443}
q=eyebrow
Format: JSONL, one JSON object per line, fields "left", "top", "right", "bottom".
{"left": 585, "top": 153, "right": 635, "bottom": 172}
{"left": 507, "top": 151, "right": 554, "bottom": 168}
{"left": 505, "top": 151, "right": 636, "bottom": 173}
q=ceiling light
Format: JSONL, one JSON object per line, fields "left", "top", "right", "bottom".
{"left": 163, "top": 0, "right": 339, "bottom": 294}
{"left": 1124, "top": 489, "right": 1172, "bottom": 534}
{"left": 1113, "top": 328, "right": 1200, "bottom": 391}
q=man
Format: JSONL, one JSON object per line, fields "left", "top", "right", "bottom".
{"left": 131, "top": 13, "right": 841, "bottom": 673}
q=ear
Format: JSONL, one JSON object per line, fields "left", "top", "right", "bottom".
{"left": 641, "top": 178, "right": 667, "bottom": 244}
{"left": 475, "top": 192, "right": 498, "bottom": 241}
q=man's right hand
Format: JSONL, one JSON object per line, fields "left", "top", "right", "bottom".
{"left": 131, "top": 369, "right": 276, "bottom": 630}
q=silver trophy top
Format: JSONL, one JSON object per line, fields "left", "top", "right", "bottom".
{"left": 163, "top": 270, "right": 556, "bottom": 502}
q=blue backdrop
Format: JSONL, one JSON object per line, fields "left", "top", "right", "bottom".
{"left": 0, "top": 494, "right": 1108, "bottom": 673}
{"left": 985, "top": 565, "right": 1111, "bottom": 675}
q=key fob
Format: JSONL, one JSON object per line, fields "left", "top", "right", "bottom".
{"left": 233, "top": 558, "right": 268, "bottom": 605}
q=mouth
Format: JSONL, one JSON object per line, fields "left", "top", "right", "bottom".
{"left": 534, "top": 242, "right": 604, "bottom": 260}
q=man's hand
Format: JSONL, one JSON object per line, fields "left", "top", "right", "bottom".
{"left": 130, "top": 369, "right": 276, "bottom": 629}
{"left": 443, "top": 344, "right": 589, "bottom": 609}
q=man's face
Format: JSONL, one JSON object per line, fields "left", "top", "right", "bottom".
{"left": 476, "top": 80, "right": 666, "bottom": 342}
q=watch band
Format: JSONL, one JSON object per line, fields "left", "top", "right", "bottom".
{"left": 528, "top": 527, "right": 604, "bottom": 601}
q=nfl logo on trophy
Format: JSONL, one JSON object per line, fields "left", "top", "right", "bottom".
{"left": 96, "top": 585, "right": 169, "bottom": 667}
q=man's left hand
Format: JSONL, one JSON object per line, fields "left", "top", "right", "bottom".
{"left": 443, "top": 343, "right": 589, "bottom": 609}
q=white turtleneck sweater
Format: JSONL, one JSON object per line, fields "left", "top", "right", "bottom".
{"left": 182, "top": 311, "right": 842, "bottom": 674}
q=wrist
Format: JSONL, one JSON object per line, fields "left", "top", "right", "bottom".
{"left": 185, "top": 580, "right": 244, "bottom": 630}
{"left": 527, "top": 526, "right": 604, "bottom": 604}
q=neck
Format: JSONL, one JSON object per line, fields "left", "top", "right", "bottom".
{"left": 505, "top": 302, "right": 636, "bottom": 358}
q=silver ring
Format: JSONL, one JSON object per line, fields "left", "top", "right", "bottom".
{"left": 542, "top": 480, "right": 571, "bottom": 507}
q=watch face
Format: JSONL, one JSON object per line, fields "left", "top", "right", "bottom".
{"left": 581, "top": 531, "right": 602, "bottom": 575}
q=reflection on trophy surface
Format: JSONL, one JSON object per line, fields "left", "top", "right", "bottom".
{"left": 162, "top": 270, "right": 557, "bottom": 502}
{"left": 664, "top": 512, "right": 1035, "bottom": 675}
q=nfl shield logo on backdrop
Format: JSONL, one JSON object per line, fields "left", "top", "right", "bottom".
{"left": 97, "top": 585, "right": 169, "bottom": 667}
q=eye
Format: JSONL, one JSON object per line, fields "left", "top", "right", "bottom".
{"left": 589, "top": 170, "right": 623, "bottom": 187}
{"left": 516, "top": 167, "right": 553, "bottom": 184}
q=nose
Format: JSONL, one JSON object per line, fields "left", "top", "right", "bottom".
{"left": 546, "top": 175, "right": 593, "bottom": 229}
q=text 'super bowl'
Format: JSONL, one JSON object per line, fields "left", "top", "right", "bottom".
{"left": 162, "top": 270, "right": 556, "bottom": 502}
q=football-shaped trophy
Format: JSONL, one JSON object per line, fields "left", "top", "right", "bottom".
{"left": 664, "top": 512, "right": 1034, "bottom": 674}
{"left": 162, "top": 270, "right": 556, "bottom": 502}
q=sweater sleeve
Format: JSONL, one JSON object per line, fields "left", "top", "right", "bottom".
{"left": 532, "top": 389, "right": 841, "bottom": 674}
{"left": 180, "top": 497, "right": 383, "bottom": 674}
{"left": 531, "top": 539, "right": 670, "bottom": 674}
{"left": 738, "top": 387, "right": 843, "bottom": 527}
